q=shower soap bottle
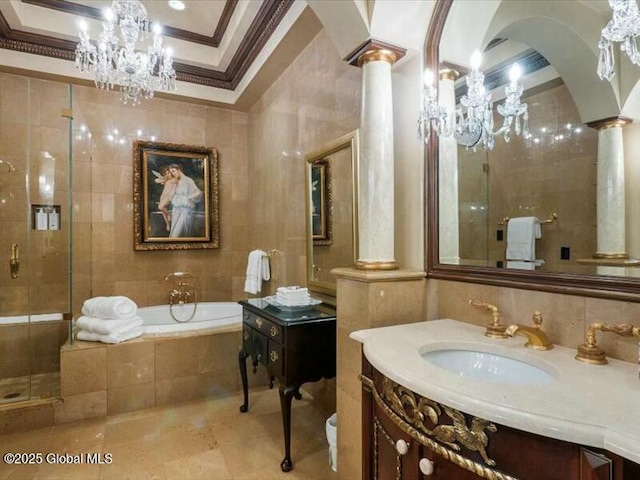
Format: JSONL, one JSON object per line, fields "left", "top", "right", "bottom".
{"left": 35, "top": 208, "right": 48, "bottom": 230}
{"left": 48, "top": 208, "right": 59, "bottom": 230}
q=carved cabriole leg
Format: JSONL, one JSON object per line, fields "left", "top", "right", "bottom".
{"left": 279, "top": 384, "right": 299, "bottom": 472}
{"left": 238, "top": 350, "right": 249, "bottom": 413}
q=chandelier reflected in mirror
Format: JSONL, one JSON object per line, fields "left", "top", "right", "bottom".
{"left": 75, "top": 0, "right": 177, "bottom": 106}
{"left": 418, "top": 50, "right": 529, "bottom": 150}
{"left": 597, "top": 0, "right": 640, "bottom": 81}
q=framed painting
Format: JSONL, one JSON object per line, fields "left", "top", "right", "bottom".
{"left": 311, "top": 157, "right": 332, "bottom": 246}
{"left": 133, "top": 140, "right": 219, "bottom": 250}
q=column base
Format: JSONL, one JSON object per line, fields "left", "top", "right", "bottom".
{"left": 593, "top": 252, "right": 629, "bottom": 259}
{"left": 355, "top": 260, "right": 398, "bottom": 270}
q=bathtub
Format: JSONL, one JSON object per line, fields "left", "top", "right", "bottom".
{"left": 138, "top": 302, "right": 242, "bottom": 334}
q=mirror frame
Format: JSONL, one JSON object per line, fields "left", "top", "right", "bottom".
{"left": 305, "top": 130, "right": 360, "bottom": 296}
{"left": 425, "top": 0, "right": 640, "bottom": 301}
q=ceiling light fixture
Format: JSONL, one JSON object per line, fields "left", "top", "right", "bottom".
{"left": 75, "top": 0, "right": 177, "bottom": 106}
{"left": 597, "top": 0, "right": 640, "bottom": 81}
{"left": 418, "top": 50, "right": 529, "bottom": 150}
{"left": 168, "top": 1, "right": 186, "bottom": 11}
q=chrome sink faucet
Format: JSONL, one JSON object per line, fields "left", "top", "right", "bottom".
{"left": 164, "top": 272, "right": 196, "bottom": 305}
{"left": 505, "top": 312, "right": 554, "bottom": 350}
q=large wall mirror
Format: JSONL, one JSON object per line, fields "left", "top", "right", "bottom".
{"left": 305, "top": 131, "right": 359, "bottom": 297}
{"left": 426, "top": 0, "right": 640, "bottom": 299}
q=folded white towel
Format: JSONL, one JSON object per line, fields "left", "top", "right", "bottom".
{"left": 76, "top": 326, "right": 143, "bottom": 344}
{"left": 76, "top": 315, "right": 143, "bottom": 335}
{"left": 506, "top": 259, "right": 545, "bottom": 270}
{"left": 244, "top": 250, "right": 270, "bottom": 294}
{"left": 276, "top": 286, "right": 308, "bottom": 295}
{"left": 506, "top": 217, "right": 541, "bottom": 261}
{"left": 81, "top": 296, "right": 138, "bottom": 319}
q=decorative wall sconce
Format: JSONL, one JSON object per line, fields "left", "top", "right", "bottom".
{"left": 418, "top": 50, "right": 529, "bottom": 150}
{"left": 597, "top": 0, "right": 640, "bottom": 81}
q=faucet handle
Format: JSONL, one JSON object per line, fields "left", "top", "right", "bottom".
{"left": 576, "top": 322, "right": 640, "bottom": 365}
{"left": 468, "top": 299, "right": 508, "bottom": 339}
{"left": 531, "top": 311, "right": 543, "bottom": 329}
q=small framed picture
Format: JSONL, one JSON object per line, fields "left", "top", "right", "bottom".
{"left": 311, "top": 158, "right": 332, "bottom": 245}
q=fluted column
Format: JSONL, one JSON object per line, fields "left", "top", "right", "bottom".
{"left": 587, "top": 117, "right": 631, "bottom": 260}
{"left": 438, "top": 68, "right": 460, "bottom": 264}
{"left": 354, "top": 47, "right": 400, "bottom": 269}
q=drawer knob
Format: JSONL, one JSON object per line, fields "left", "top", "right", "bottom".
{"left": 256, "top": 318, "right": 263, "bottom": 329}
{"left": 270, "top": 350, "right": 279, "bottom": 362}
{"left": 270, "top": 325, "right": 278, "bottom": 337}
{"left": 395, "top": 439, "right": 409, "bottom": 455}
{"left": 419, "top": 458, "right": 434, "bottom": 475}
{"left": 243, "top": 331, "right": 249, "bottom": 340}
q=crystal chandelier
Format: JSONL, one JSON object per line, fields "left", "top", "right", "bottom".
{"left": 597, "top": 0, "right": 640, "bottom": 81}
{"left": 75, "top": 0, "right": 177, "bottom": 105}
{"left": 418, "top": 50, "right": 529, "bottom": 150}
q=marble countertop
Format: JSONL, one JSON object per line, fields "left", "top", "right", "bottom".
{"left": 350, "top": 319, "right": 640, "bottom": 464}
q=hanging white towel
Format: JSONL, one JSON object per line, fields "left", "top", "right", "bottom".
{"left": 81, "top": 296, "right": 138, "bottom": 319}
{"left": 244, "top": 249, "right": 270, "bottom": 294}
{"left": 506, "top": 217, "right": 541, "bottom": 262}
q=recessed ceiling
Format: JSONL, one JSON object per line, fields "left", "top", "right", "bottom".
{"left": 0, "top": 0, "right": 323, "bottom": 108}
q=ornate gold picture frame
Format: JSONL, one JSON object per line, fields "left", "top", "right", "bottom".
{"left": 133, "top": 140, "right": 219, "bottom": 251}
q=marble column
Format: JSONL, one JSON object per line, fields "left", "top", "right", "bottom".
{"left": 588, "top": 117, "right": 631, "bottom": 260}
{"left": 438, "top": 68, "right": 460, "bottom": 264}
{"left": 355, "top": 48, "right": 399, "bottom": 270}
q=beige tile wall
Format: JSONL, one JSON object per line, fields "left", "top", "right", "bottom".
{"left": 71, "top": 85, "right": 251, "bottom": 313}
{"left": 247, "top": 30, "right": 361, "bottom": 411}
{"left": 433, "top": 279, "right": 640, "bottom": 363}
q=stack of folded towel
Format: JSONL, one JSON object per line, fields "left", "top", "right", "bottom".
{"left": 75, "top": 296, "right": 143, "bottom": 344}
{"left": 275, "top": 286, "right": 311, "bottom": 306}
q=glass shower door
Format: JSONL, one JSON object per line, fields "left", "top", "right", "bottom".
{"left": 0, "top": 73, "right": 72, "bottom": 405}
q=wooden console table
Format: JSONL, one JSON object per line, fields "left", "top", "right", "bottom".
{"left": 238, "top": 298, "right": 336, "bottom": 472}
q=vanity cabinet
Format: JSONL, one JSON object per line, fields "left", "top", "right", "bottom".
{"left": 362, "top": 358, "right": 640, "bottom": 480}
{"left": 238, "top": 298, "right": 336, "bottom": 472}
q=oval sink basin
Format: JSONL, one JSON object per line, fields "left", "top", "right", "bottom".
{"left": 421, "top": 349, "right": 556, "bottom": 385}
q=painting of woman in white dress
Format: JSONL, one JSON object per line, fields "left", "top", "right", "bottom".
{"left": 133, "top": 140, "right": 219, "bottom": 251}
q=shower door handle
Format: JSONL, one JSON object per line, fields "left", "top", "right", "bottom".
{"left": 10, "top": 243, "right": 19, "bottom": 279}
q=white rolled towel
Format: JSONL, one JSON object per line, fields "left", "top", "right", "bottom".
{"left": 75, "top": 315, "right": 143, "bottom": 335}
{"left": 81, "top": 296, "right": 137, "bottom": 319}
{"left": 76, "top": 326, "right": 143, "bottom": 344}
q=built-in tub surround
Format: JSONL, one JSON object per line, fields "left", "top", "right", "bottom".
{"left": 351, "top": 319, "right": 640, "bottom": 465}
{"left": 54, "top": 302, "right": 268, "bottom": 424}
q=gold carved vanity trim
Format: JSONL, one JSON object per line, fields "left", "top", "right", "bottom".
{"left": 361, "top": 374, "right": 520, "bottom": 480}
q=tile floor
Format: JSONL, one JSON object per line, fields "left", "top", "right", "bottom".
{"left": 0, "top": 387, "right": 338, "bottom": 480}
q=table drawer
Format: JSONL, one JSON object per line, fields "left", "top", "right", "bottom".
{"left": 268, "top": 341, "right": 284, "bottom": 377}
{"left": 244, "top": 310, "right": 283, "bottom": 342}
{"left": 251, "top": 330, "right": 268, "bottom": 366}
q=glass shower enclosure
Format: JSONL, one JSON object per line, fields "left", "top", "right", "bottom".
{"left": 0, "top": 73, "right": 72, "bottom": 405}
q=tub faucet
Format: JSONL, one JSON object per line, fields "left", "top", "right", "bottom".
{"left": 505, "top": 312, "right": 554, "bottom": 350}
{"left": 164, "top": 272, "right": 196, "bottom": 306}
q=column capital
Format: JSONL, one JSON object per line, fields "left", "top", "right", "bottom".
{"left": 345, "top": 38, "right": 406, "bottom": 67}
{"left": 586, "top": 116, "right": 633, "bottom": 131}
{"left": 439, "top": 68, "right": 460, "bottom": 81}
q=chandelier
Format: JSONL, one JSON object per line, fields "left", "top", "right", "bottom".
{"left": 597, "top": 0, "right": 640, "bottom": 81}
{"left": 75, "top": 0, "right": 177, "bottom": 105}
{"left": 418, "top": 50, "right": 529, "bottom": 150}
